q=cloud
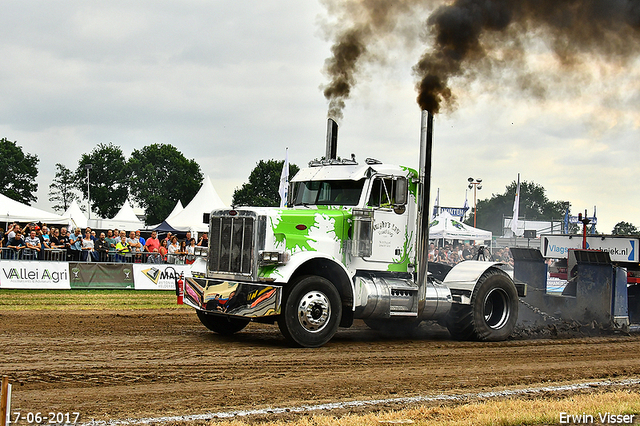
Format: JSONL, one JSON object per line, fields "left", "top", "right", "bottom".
{"left": 0, "top": 1, "right": 638, "bottom": 233}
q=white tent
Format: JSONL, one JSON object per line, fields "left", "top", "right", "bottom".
{"left": 62, "top": 199, "right": 88, "bottom": 229}
{"left": 165, "top": 200, "right": 184, "bottom": 222}
{"left": 0, "top": 193, "right": 68, "bottom": 225}
{"left": 91, "top": 199, "right": 144, "bottom": 231}
{"left": 167, "top": 176, "right": 226, "bottom": 232}
{"left": 429, "top": 211, "right": 492, "bottom": 241}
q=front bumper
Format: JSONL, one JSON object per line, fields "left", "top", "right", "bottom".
{"left": 181, "top": 277, "right": 282, "bottom": 318}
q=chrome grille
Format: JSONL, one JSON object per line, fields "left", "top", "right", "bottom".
{"left": 209, "top": 214, "right": 255, "bottom": 277}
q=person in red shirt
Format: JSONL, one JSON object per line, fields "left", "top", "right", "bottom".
{"left": 144, "top": 230, "right": 161, "bottom": 263}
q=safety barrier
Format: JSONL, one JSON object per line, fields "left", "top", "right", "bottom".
{"left": 0, "top": 247, "right": 206, "bottom": 265}
{"left": 0, "top": 259, "right": 204, "bottom": 290}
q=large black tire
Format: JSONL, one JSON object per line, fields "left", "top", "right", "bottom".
{"left": 196, "top": 310, "right": 250, "bottom": 335}
{"left": 446, "top": 268, "right": 518, "bottom": 341}
{"left": 277, "top": 275, "right": 342, "bottom": 348}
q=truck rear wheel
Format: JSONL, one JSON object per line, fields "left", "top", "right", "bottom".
{"left": 196, "top": 310, "right": 250, "bottom": 335}
{"left": 278, "top": 275, "right": 342, "bottom": 348}
{"left": 446, "top": 268, "right": 518, "bottom": 341}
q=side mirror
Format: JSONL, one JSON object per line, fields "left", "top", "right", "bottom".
{"left": 395, "top": 177, "right": 407, "bottom": 205}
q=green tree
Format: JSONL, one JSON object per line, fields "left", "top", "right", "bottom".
{"left": 76, "top": 142, "right": 129, "bottom": 219}
{"left": 466, "top": 180, "right": 570, "bottom": 236}
{"left": 612, "top": 221, "right": 640, "bottom": 235}
{"left": 127, "top": 144, "right": 203, "bottom": 225}
{"left": 0, "top": 138, "right": 39, "bottom": 205}
{"left": 232, "top": 159, "right": 300, "bottom": 207}
{"left": 49, "top": 163, "right": 80, "bottom": 212}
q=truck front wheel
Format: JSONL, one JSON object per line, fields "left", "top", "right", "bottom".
{"left": 446, "top": 268, "right": 518, "bottom": 341}
{"left": 196, "top": 310, "right": 250, "bottom": 335}
{"left": 278, "top": 275, "right": 342, "bottom": 348}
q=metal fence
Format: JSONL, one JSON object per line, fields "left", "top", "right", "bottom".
{"left": 0, "top": 247, "right": 207, "bottom": 264}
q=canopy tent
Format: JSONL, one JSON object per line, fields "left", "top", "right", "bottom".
{"left": 148, "top": 220, "right": 182, "bottom": 234}
{"left": 62, "top": 199, "right": 88, "bottom": 229}
{"left": 90, "top": 199, "right": 144, "bottom": 231}
{"left": 167, "top": 176, "right": 226, "bottom": 233}
{"left": 144, "top": 201, "right": 183, "bottom": 232}
{"left": 165, "top": 200, "right": 184, "bottom": 222}
{"left": 429, "top": 211, "right": 492, "bottom": 241}
{"left": 0, "top": 193, "right": 68, "bottom": 225}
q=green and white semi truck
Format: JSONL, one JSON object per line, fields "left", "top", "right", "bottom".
{"left": 179, "top": 112, "right": 523, "bottom": 347}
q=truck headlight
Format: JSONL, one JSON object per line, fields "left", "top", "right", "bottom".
{"left": 259, "top": 250, "right": 290, "bottom": 265}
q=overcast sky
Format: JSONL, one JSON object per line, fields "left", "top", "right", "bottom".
{"left": 2, "top": 1, "right": 639, "bottom": 234}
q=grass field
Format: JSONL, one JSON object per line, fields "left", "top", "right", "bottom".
{"left": 0, "top": 289, "right": 188, "bottom": 310}
{"left": 208, "top": 390, "right": 640, "bottom": 426}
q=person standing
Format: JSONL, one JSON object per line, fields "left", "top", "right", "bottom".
{"left": 81, "top": 229, "right": 96, "bottom": 261}
{"left": 158, "top": 239, "right": 168, "bottom": 263}
{"left": 136, "top": 230, "right": 146, "bottom": 247}
{"left": 163, "top": 232, "right": 173, "bottom": 245}
{"left": 24, "top": 230, "right": 41, "bottom": 260}
{"left": 104, "top": 230, "right": 118, "bottom": 262}
{"left": 167, "top": 236, "right": 180, "bottom": 264}
{"left": 144, "top": 231, "right": 161, "bottom": 263}
{"left": 127, "top": 231, "right": 142, "bottom": 252}
{"left": 6, "top": 223, "right": 18, "bottom": 241}
{"left": 95, "top": 232, "right": 110, "bottom": 262}
{"left": 49, "top": 228, "right": 60, "bottom": 247}
{"left": 58, "top": 227, "right": 71, "bottom": 260}
{"left": 178, "top": 240, "right": 187, "bottom": 264}
{"left": 186, "top": 238, "right": 196, "bottom": 264}
{"left": 115, "top": 234, "right": 131, "bottom": 263}
{"left": 68, "top": 228, "right": 82, "bottom": 261}
{"left": 6, "top": 231, "right": 26, "bottom": 259}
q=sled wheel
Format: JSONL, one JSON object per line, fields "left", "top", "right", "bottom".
{"left": 196, "top": 310, "right": 250, "bottom": 335}
{"left": 446, "top": 268, "right": 518, "bottom": 341}
{"left": 278, "top": 275, "right": 342, "bottom": 348}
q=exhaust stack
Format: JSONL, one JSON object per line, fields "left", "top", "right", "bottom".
{"left": 325, "top": 118, "right": 338, "bottom": 160}
{"left": 417, "top": 110, "right": 433, "bottom": 288}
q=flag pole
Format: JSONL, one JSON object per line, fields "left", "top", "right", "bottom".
{"left": 511, "top": 173, "right": 521, "bottom": 246}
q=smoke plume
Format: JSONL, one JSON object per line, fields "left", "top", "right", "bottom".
{"left": 415, "top": 0, "right": 640, "bottom": 113}
{"left": 321, "top": 0, "right": 422, "bottom": 120}
{"left": 323, "top": 26, "right": 371, "bottom": 120}
{"left": 322, "top": 0, "right": 640, "bottom": 116}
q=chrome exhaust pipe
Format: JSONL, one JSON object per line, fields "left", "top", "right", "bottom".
{"left": 326, "top": 118, "right": 338, "bottom": 160}
{"left": 417, "top": 110, "right": 433, "bottom": 289}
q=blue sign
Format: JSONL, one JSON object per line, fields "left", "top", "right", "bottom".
{"left": 434, "top": 206, "right": 469, "bottom": 218}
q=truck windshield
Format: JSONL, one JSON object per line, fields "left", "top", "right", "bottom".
{"left": 291, "top": 179, "right": 365, "bottom": 206}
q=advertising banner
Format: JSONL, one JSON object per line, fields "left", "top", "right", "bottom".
{"left": 0, "top": 261, "right": 71, "bottom": 289}
{"left": 133, "top": 264, "right": 192, "bottom": 290}
{"left": 68, "top": 262, "right": 135, "bottom": 289}
{"left": 541, "top": 235, "right": 639, "bottom": 263}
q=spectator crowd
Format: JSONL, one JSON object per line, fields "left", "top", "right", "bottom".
{"left": 428, "top": 242, "right": 514, "bottom": 267}
{"left": 0, "top": 222, "right": 209, "bottom": 265}
{"left": 0, "top": 222, "right": 514, "bottom": 267}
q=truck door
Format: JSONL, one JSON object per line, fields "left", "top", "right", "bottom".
{"left": 364, "top": 176, "right": 411, "bottom": 266}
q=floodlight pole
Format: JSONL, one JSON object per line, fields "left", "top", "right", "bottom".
{"left": 468, "top": 177, "right": 482, "bottom": 228}
{"left": 85, "top": 164, "right": 93, "bottom": 220}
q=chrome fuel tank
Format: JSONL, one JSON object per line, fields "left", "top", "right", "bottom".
{"left": 353, "top": 273, "right": 451, "bottom": 320}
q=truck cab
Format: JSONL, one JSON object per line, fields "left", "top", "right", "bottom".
{"left": 181, "top": 115, "right": 520, "bottom": 347}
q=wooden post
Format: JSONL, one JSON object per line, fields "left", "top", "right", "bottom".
{"left": 1, "top": 375, "right": 9, "bottom": 426}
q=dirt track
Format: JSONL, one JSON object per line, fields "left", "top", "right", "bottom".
{"left": 2, "top": 309, "right": 640, "bottom": 424}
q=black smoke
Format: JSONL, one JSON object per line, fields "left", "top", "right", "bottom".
{"left": 321, "top": 0, "right": 420, "bottom": 120}
{"left": 321, "top": 0, "right": 640, "bottom": 116}
{"left": 415, "top": 0, "right": 640, "bottom": 113}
